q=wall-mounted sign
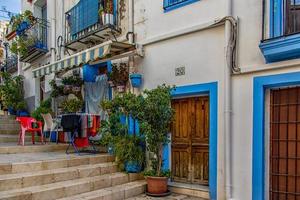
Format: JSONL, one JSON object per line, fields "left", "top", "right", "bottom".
{"left": 175, "top": 66, "right": 185, "bottom": 76}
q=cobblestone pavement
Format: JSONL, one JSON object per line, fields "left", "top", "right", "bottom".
{"left": 126, "top": 193, "right": 207, "bottom": 200}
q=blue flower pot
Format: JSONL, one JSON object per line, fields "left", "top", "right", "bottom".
{"left": 125, "top": 161, "right": 142, "bottom": 173}
{"left": 130, "top": 74, "right": 142, "bottom": 88}
{"left": 7, "top": 107, "right": 16, "bottom": 115}
{"left": 16, "top": 110, "right": 29, "bottom": 117}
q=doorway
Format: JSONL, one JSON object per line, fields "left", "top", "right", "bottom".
{"left": 269, "top": 87, "right": 300, "bottom": 199}
{"left": 171, "top": 96, "right": 209, "bottom": 185}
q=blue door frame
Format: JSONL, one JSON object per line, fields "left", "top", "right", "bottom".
{"left": 165, "top": 82, "right": 218, "bottom": 200}
{"left": 252, "top": 71, "right": 300, "bottom": 200}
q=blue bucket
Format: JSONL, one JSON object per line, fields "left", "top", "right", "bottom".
{"left": 130, "top": 74, "right": 142, "bottom": 88}
{"left": 125, "top": 161, "right": 142, "bottom": 173}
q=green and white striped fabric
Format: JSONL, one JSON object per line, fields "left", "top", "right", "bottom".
{"left": 32, "top": 42, "right": 111, "bottom": 78}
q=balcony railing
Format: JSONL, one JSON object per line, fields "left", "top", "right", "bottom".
{"left": 65, "top": 0, "right": 120, "bottom": 51}
{"left": 262, "top": 0, "right": 300, "bottom": 41}
{"left": 19, "top": 18, "right": 49, "bottom": 63}
{"left": 0, "top": 55, "right": 18, "bottom": 73}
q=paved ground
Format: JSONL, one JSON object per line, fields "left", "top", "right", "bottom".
{"left": 127, "top": 193, "right": 207, "bottom": 200}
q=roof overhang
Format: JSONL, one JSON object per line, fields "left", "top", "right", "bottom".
{"left": 32, "top": 40, "right": 143, "bottom": 78}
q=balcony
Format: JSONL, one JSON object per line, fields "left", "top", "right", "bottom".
{"left": 18, "top": 18, "right": 48, "bottom": 63}
{"left": 4, "top": 55, "right": 18, "bottom": 73}
{"left": 260, "top": 0, "right": 300, "bottom": 63}
{"left": 65, "top": 0, "right": 121, "bottom": 51}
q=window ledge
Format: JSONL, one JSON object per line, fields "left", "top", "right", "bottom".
{"left": 259, "top": 33, "right": 300, "bottom": 63}
{"left": 164, "top": 0, "right": 200, "bottom": 13}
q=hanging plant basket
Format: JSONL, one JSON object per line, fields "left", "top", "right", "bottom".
{"left": 130, "top": 73, "right": 142, "bottom": 88}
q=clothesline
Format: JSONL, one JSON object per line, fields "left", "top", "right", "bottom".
{"left": 58, "top": 113, "right": 102, "bottom": 116}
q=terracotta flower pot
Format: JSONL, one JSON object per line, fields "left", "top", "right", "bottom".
{"left": 146, "top": 176, "right": 168, "bottom": 194}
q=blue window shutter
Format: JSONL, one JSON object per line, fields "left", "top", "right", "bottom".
{"left": 270, "top": 0, "right": 283, "bottom": 37}
{"left": 69, "top": 0, "right": 99, "bottom": 35}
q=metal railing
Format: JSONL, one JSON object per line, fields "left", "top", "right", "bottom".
{"left": 64, "top": 0, "right": 118, "bottom": 45}
{"left": 262, "top": 0, "right": 300, "bottom": 41}
{"left": 0, "top": 55, "right": 17, "bottom": 73}
{"left": 23, "top": 18, "right": 48, "bottom": 51}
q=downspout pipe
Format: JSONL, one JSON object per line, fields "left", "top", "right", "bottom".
{"left": 50, "top": 0, "right": 57, "bottom": 63}
{"left": 225, "top": 0, "right": 233, "bottom": 199}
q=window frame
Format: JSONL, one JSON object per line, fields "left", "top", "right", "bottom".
{"left": 163, "top": 0, "right": 200, "bottom": 13}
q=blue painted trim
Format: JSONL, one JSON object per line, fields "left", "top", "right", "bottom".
{"left": 252, "top": 71, "right": 300, "bottom": 200}
{"left": 170, "top": 82, "right": 218, "bottom": 200}
{"left": 163, "top": 0, "right": 200, "bottom": 13}
{"left": 113, "top": 0, "right": 117, "bottom": 25}
{"left": 259, "top": 33, "right": 300, "bottom": 63}
{"left": 270, "top": 0, "right": 283, "bottom": 38}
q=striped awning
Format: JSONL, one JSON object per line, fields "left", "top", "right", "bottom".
{"left": 32, "top": 40, "right": 138, "bottom": 78}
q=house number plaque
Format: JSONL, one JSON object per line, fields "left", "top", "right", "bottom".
{"left": 175, "top": 66, "right": 185, "bottom": 76}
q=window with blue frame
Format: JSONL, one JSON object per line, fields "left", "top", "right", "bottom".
{"left": 259, "top": 0, "right": 300, "bottom": 63}
{"left": 163, "top": 0, "right": 200, "bottom": 12}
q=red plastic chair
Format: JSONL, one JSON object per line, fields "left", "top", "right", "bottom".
{"left": 16, "top": 117, "right": 44, "bottom": 146}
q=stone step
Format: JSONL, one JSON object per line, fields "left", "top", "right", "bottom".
{"left": 0, "top": 153, "right": 114, "bottom": 175}
{"left": 168, "top": 182, "right": 210, "bottom": 199}
{"left": 0, "top": 130, "right": 19, "bottom": 135}
{"left": 0, "top": 124, "right": 20, "bottom": 131}
{"left": 0, "top": 134, "right": 31, "bottom": 143}
{"left": 0, "top": 172, "right": 142, "bottom": 200}
{"left": 58, "top": 180, "right": 146, "bottom": 200}
{"left": 0, "top": 143, "right": 68, "bottom": 154}
{"left": 0, "top": 121, "right": 19, "bottom": 125}
{"left": 0, "top": 162, "right": 118, "bottom": 191}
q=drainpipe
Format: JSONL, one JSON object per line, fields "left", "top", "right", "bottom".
{"left": 50, "top": 0, "right": 57, "bottom": 64}
{"left": 225, "top": 0, "right": 233, "bottom": 199}
{"left": 128, "top": 0, "right": 135, "bottom": 92}
{"left": 128, "top": 0, "right": 134, "bottom": 44}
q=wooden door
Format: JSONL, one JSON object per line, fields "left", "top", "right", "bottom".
{"left": 171, "top": 96, "right": 209, "bottom": 185}
{"left": 270, "top": 87, "right": 300, "bottom": 200}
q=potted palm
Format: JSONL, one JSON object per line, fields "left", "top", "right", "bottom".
{"left": 100, "top": 0, "right": 114, "bottom": 25}
{"left": 140, "top": 85, "right": 174, "bottom": 196}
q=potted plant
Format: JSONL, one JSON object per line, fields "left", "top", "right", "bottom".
{"left": 110, "top": 63, "right": 129, "bottom": 93}
{"left": 139, "top": 85, "right": 174, "bottom": 196}
{"left": 31, "top": 98, "right": 53, "bottom": 122}
{"left": 49, "top": 80, "right": 64, "bottom": 98}
{"left": 100, "top": 93, "right": 145, "bottom": 172}
{"left": 0, "top": 72, "right": 26, "bottom": 115}
{"left": 61, "top": 98, "right": 83, "bottom": 113}
{"left": 103, "top": 0, "right": 114, "bottom": 25}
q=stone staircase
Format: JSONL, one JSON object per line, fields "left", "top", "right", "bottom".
{"left": 0, "top": 115, "right": 147, "bottom": 200}
{"left": 0, "top": 154, "right": 146, "bottom": 200}
{"left": 0, "top": 115, "right": 25, "bottom": 144}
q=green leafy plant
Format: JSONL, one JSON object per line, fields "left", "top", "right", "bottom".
{"left": 99, "top": 92, "right": 145, "bottom": 170}
{"left": 98, "top": 4, "right": 104, "bottom": 16}
{"left": 61, "top": 98, "right": 83, "bottom": 113}
{"left": 7, "top": 10, "right": 35, "bottom": 36}
{"left": 10, "top": 36, "right": 35, "bottom": 57}
{"left": 31, "top": 98, "right": 52, "bottom": 122}
{"left": 49, "top": 80, "right": 64, "bottom": 98}
{"left": 139, "top": 84, "right": 175, "bottom": 177}
{"left": 0, "top": 72, "right": 25, "bottom": 111}
{"left": 62, "top": 76, "right": 83, "bottom": 86}
{"left": 105, "top": 0, "right": 114, "bottom": 14}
